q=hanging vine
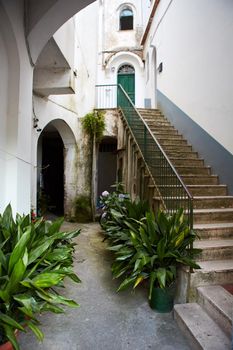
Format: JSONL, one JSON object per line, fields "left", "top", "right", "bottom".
{"left": 82, "top": 110, "right": 105, "bottom": 221}
{"left": 81, "top": 110, "right": 105, "bottom": 143}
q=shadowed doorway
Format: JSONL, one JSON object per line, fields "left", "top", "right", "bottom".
{"left": 37, "top": 124, "right": 64, "bottom": 216}
{"left": 97, "top": 137, "right": 117, "bottom": 198}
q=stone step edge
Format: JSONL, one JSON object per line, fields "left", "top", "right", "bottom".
{"left": 194, "top": 239, "right": 233, "bottom": 249}
{"left": 193, "top": 208, "right": 233, "bottom": 213}
{"left": 174, "top": 303, "right": 231, "bottom": 349}
{"left": 194, "top": 222, "right": 233, "bottom": 229}
{"left": 197, "top": 285, "right": 233, "bottom": 337}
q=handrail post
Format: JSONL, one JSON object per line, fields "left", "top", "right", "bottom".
{"left": 144, "top": 125, "right": 147, "bottom": 161}
{"left": 95, "top": 84, "right": 194, "bottom": 230}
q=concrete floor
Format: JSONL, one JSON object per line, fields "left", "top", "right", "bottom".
{"left": 19, "top": 222, "right": 191, "bottom": 350}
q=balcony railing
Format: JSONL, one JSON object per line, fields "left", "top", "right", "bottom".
{"left": 95, "top": 84, "right": 193, "bottom": 229}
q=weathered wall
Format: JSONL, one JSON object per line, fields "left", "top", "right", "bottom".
{"left": 0, "top": 32, "right": 8, "bottom": 210}
{"left": 96, "top": 0, "right": 146, "bottom": 108}
{"left": 144, "top": 0, "right": 233, "bottom": 156}
{"left": 32, "top": 95, "right": 92, "bottom": 218}
{"left": 0, "top": 0, "right": 98, "bottom": 215}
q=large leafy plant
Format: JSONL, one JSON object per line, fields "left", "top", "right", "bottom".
{"left": 115, "top": 209, "right": 201, "bottom": 299}
{"left": 0, "top": 205, "right": 81, "bottom": 350}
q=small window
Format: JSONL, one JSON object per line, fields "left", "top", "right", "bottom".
{"left": 118, "top": 64, "right": 135, "bottom": 74}
{"left": 120, "top": 7, "right": 133, "bottom": 30}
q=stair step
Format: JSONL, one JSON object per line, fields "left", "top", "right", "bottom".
{"left": 194, "top": 222, "right": 233, "bottom": 239}
{"left": 188, "top": 185, "right": 227, "bottom": 196}
{"left": 174, "top": 303, "right": 231, "bottom": 350}
{"left": 170, "top": 158, "right": 204, "bottom": 167}
{"left": 166, "top": 151, "right": 199, "bottom": 159}
{"left": 159, "top": 139, "right": 188, "bottom": 146}
{"left": 149, "top": 125, "right": 176, "bottom": 132}
{"left": 197, "top": 285, "right": 233, "bottom": 337}
{"left": 152, "top": 123, "right": 171, "bottom": 128}
{"left": 144, "top": 117, "right": 169, "bottom": 122}
{"left": 194, "top": 239, "right": 233, "bottom": 260}
{"left": 181, "top": 175, "right": 219, "bottom": 185}
{"left": 138, "top": 108, "right": 161, "bottom": 114}
{"left": 152, "top": 130, "right": 179, "bottom": 136}
{"left": 193, "top": 208, "right": 233, "bottom": 224}
{"left": 175, "top": 166, "right": 211, "bottom": 175}
{"left": 190, "top": 259, "right": 233, "bottom": 290}
{"left": 193, "top": 196, "right": 233, "bottom": 209}
{"left": 155, "top": 134, "right": 184, "bottom": 141}
{"left": 162, "top": 144, "right": 193, "bottom": 152}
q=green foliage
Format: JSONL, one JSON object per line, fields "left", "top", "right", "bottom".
{"left": 101, "top": 194, "right": 201, "bottom": 299}
{"left": 74, "top": 195, "right": 92, "bottom": 222}
{"left": 0, "top": 204, "right": 81, "bottom": 349}
{"left": 81, "top": 110, "right": 105, "bottom": 142}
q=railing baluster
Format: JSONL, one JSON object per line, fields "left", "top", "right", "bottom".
{"left": 95, "top": 84, "right": 193, "bottom": 230}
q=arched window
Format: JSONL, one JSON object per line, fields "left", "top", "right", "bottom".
{"left": 119, "top": 7, "right": 133, "bottom": 30}
{"left": 118, "top": 64, "right": 135, "bottom": 74}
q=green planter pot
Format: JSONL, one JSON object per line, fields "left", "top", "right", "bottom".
{"left": 150, "top": 283, "right": 176, "bottom": 313}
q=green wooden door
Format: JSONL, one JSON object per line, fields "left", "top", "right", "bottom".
{"left": 117, "top": 73, "right": 135, "bottom": 104}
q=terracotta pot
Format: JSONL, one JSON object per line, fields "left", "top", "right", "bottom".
{"left": 0, "top": 340, "right": 14, "bottom": 350}
{"left": 0, "top": 330, "right": 19, "bottom": 350}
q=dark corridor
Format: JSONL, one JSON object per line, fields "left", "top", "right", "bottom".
{"left": 98, "top": 137, "right": 117, "bottom": 198}
{"left": 39, "top": 129, "right": 64, "bottom": 215}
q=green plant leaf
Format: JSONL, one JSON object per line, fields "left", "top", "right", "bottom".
{"left": 3, "top": 324, "right": 20, "bottom": 350}
{"left": 27, "top": 321, "right": 44, "bottom": 341}
{"left": 35, "top": 289, "right": 80, "bottom": 308}
{"left": 2, "top": 258, "right": 27, "bottom": 301}
{"left": 8, "top": 228, "right": 31, "bottom": 274}
{"left": 32, "top": 273, "right": 64, "bottom": 288}
{"left": 47, "top": 217, "right": 64, "bottom": 236}
{"left": 117, "top": 276, "right": 136, "bottom": 292}
{"left": 0, "top": 313, "right": 25, "bottom": 331}
{"left": 28, "top": 240, "right": 52, "bottom": 265}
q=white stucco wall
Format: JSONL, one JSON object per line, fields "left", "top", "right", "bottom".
{"left": 31, "top": 95, "right": 91, "bottom": 214}
{"left": 97, "top": 0, "right": 146, "bottom": 107}
{"left": 0, "top": 0, "right": 98, "bottom": 215}
{"left": 144, "top": 0, "right": 233, "bottom": 154}
{"left": 0, "top": 0, "right": 34, "bottom": 215}
{"left": 53, "top": 18, "right": 75, "bottom": 69}
{"left": 0, "top": 34, "right": 8, "bottom": 210}
{"left": 103, "top": 0, "right": 144, "bottom": 50}
{"left": 47, "top": 1, "right": 98, "bottom": 117}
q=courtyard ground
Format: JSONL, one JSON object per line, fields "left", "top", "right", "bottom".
{"left": 19, "top": 222, "right": 191, "bottom": 350}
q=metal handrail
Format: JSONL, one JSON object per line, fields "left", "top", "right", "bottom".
{"left": 95, "top": 84, "right": 193, "bottom": 229}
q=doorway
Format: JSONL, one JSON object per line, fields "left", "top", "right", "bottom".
{"left": 97, "top": 137, "right": 117, "bottom": 199}
{"left": 117, "top": 64, "right": 135, "bottom": 104}
{"left": 37, "top": 124, "right": 64, "bottom": 216}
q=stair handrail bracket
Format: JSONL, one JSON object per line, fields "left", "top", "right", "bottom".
{"left": 95, "top": 84, "right": 193, "bottom": 230}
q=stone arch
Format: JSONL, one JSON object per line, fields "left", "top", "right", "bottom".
{"left": 37, "top": 118, "right": 77, "bottom": 217}
{"left": 27, "top": 0, "right": 96, "bottom": 64}
{"left": 0, "top": 3, "right": 21, "bottom": 213}
{"left": 106, "top": 52, "right": 144, "bottom": 107}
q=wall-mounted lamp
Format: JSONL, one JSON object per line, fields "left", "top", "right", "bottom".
{"left": 158, "top": 62, "right": 163, "bottom": 73}
{"left": 33, "top": 117, "right": 39, "bottom": 128}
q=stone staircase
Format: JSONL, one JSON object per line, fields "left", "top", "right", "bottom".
{"left": 138, "top": 108, "right": 233, "bottom": 349}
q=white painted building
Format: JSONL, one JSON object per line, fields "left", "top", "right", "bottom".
{"left": 1, "top": 0, "right": 233, "bottom": 217}
{"left": 143, "top": 0, "right": 233, "bottom": 193}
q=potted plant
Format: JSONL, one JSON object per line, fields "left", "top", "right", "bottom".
{"left": 0, "top": 204, "right": 81, "bottom": 350}
{"left": 117, "top": 209, "right": 201, "bottom": 312}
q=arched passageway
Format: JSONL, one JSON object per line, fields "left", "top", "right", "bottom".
{"left": 38, "top": 125, "right": 64, "bottom": 216}
{"left": 37, "top": 119, "right": 77, "bottom": 218}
